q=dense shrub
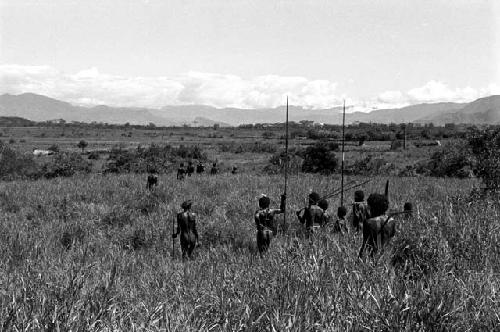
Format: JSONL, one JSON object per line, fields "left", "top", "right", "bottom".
{"left": 262, "top": 131, "right": 274, "bottom": 139}
{"left": 0, "top": 141, "right": 39, "bottom": 180}
{"left": 301, "top": 142, "right": 339, "bottom": 174}
{"left": 424, "top": 141, "right": 474, "bottom": 178}
{"left": 104, "top": 144, "right": 207, "bottom": 174}
{"left": 265, "top": 148, "right": 304, "bottom": 174}
{"left": 345, "top": 155, "right": 397, "bottom": 176}
{"left": 87, "top": 151, "right": 100, "bottom": 160}
{"left": 468, "top": 128, "right": 500, "bottom": 190}
{"left": 41, "top": 152, "right": 92, "bottom": 178}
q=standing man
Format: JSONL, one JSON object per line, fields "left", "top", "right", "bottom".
{"left": 186, "top": 161, "right": 195, "bottom": 177}
{"left": 350, "top": 190, "right": 369, "bottom": 233}
{"left": 146, "top": 169, "right": 158, "bottom": 190}
{"left": 255, "top": 193, "right": 286, "bottom": 255}
{"left": 177, "top": 163, "right": 186, "bottom": 180}
{"left": 358, "top": 193, "right": 395, "bottom": 258}
{"left": 196, "top": 162, "right": 205, "bottom": 174}
{"left": 210, "top": 162, "right": 218, "bottom": 175}
{"left": 172, "top": 200, "right": 199, "bottom": 260}
{"left": 296, "top": 192, "right": 325, "bottom": 237}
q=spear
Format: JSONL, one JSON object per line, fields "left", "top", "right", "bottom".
{"left": 341, "top": 99, "right": 346, "bottom": 207}
{"left": 172, "top": 210, "right": 176, "bottom": 259}
{"left": 322, "top": 179, "right": 372, "bottom": 200}
{"left": 283, "top": 96, "right": 289, "bottom": 231}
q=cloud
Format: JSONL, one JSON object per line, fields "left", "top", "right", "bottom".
{"left": 0, "top": 64, "right": 497, "bottom": 110}
{"left": 375, "top": 80, "right": 499, "bottom": 109}
{"left": 0, "top": 64, "right": 342, "bottom": 109}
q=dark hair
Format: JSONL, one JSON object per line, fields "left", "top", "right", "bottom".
{"left": 181, "top": 200, "right": 192, "bottom": 210}
{"left": 213, "top": 162, "right": 217, "bottom": 167}
{"left": 318, "top": 198, "right": 328, "bottom": 210}
{"left": 308, "top": 192, "right": 321, "bottom": 205}
{"left": 354, "top": 190, "right": 365, "bottom": 202}
{"left": 404, "top": 202, "right": 413, "bottom": 216}
{"left": 337, "top": 206, "right": 347, "bottom": 218}
{"left": 367, "top": 193, "right": 389, "bottom": 217}
{"left": 258, "top": 196, "right": 270, "bottom": 209}
{"left": 180, "top": 163, "right": 184, "bottom": 167}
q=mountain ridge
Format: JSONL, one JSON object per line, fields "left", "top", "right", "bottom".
{"left": 0, "top": 93, "right": 499, "bottom": 126}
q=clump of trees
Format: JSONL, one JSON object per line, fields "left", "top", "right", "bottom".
{"left": 41, "top": 152, "right": 92, "bottom": 178}
{"left": 301, "top": 142, "right": 339, "bottom": 174}
{"left": 104, "top": 144, "right": 207, "bottom": 174}
{"left": 0, "top": 141, "right": 92, "bottom": 180}
{"left": 421, "top": 141, "right": 474, "bottom": 178}
{"left": 0, "top": 141, "right": 39, "bottom": 180}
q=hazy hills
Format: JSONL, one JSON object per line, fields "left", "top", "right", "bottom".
{"left": 0, "top": 93, "right": 498, "bottom": 126}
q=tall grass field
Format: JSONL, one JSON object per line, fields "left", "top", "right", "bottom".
{"left": 1, "top": 173, "right": 499, "bottom": 331}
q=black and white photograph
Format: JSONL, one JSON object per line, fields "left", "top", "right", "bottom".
{"left": 0, "top": 0, "right": 499, "bottom": 330}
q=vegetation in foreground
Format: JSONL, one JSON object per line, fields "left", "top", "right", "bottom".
{"left": 1, "top": 173, "right": 499, "bottom": 331}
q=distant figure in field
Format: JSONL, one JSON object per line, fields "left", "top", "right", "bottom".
{"left": 146, "top": 169, "right": 158, "bottom": 190}
{"left": 177, "top": 163, "right": 186, "bottom": 180}
{"left": 403, "top": 202, "right": 414, "bottom": 220}
{"left": 332, "top": 206, "right": 349, "bottom": 234}
{"left": 210, "top": 162, "right": 218, "bottom": 175}
{"left": 196, "top": 162, "right": 205, "bottom": 174}
{"left": 296, "top": 191, "right": 325, "bottom": 237}
{"left": 358, "top": 193, "right": 395, "bottom": 258}
{"left": 186, "top": 161, "right": 195, "bottom": 177}
{"left": 172, "top": 200, "right": 199, "bottom": 260}
{"left": 318, "top": 198, "right": 333, "bottom": 227}
{"left": 254, "top": 193, "right": 286, "bottom": 255}
{"left": 231, "top": 166, "right": 238, "bottom": 174}
{"left": 350, "top": 190, "right": 369, "bottom": 233}
{"left": 404, "top": 202, "right": 413, "bottom": 215}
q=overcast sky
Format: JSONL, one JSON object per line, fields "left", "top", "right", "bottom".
{"left": 1, "top": 0, "right": 499, "bottom": 111}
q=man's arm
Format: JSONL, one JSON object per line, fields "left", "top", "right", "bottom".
{"left": 296, "top": 207, "right": 306, "bottom": 224}
{"left": 255, "top": 212, "right": 262, "bottom": 230}
{"left": 269, "top": 194, "right": 287, "bottom": 215}
{"left": 192, "top": 213, "right": 199, "bottom": 241}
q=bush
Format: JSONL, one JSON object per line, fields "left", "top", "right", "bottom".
{"left": 265, "top": 148, "right": 304, "bottom": 174}
{"left": 262, "top": 131, "right": 274, "bottom": 139}
{"left": 0, "top": 141, "right": 40, "bottom": 180}
{"left": 41, "top": 152, "right": 92, "bottom": 178}
{"left": 301, "top": 142, "right": 339, "bottom": 174}
{"left": 425, "top": 142, "right": 474, "bottom": 178}
{"left": 88, "top": 151, "right": 100, "bottom": 160}
{"left": 103, "top": 144, "right": 207, "bottom": 174}
{"left": 469, "top": 128, "right": 500, "bottom": 190}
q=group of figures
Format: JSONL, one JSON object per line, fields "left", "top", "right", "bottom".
{"left": 176, "top": 162, "right": 238, "bottom": 180}
{"left": 254, "top": 187, "right": 412, "bottom": 258}
{"left": 165, "top": 177, "right": 413, "bottom": 260}
{"left": 145, "top": 162, "right": 233, "bottom": 189}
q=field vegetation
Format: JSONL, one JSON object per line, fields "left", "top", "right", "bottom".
{"left": 0, "top": 122, "right": 499, "bottom": 330}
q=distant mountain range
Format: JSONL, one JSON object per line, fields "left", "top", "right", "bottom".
{"left": 0, "top": 93, "right": 499, "bottom": 126}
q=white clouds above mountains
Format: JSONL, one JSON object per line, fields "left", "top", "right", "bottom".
{"left": 0, "top": 64, "right": 497, "bottom": 111}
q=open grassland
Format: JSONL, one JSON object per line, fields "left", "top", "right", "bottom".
{"left": 1, "top": 173, "right": 499, "bottom": 331}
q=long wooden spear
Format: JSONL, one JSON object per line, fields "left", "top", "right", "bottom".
{"left": 283, "top": 96, "right": 289, "bottom": 231}
{"left": 341, "top": 99, "right": 346, "bottom": 207}
{"left": 172, "top": 211, "right": 176, "bottom": 259}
